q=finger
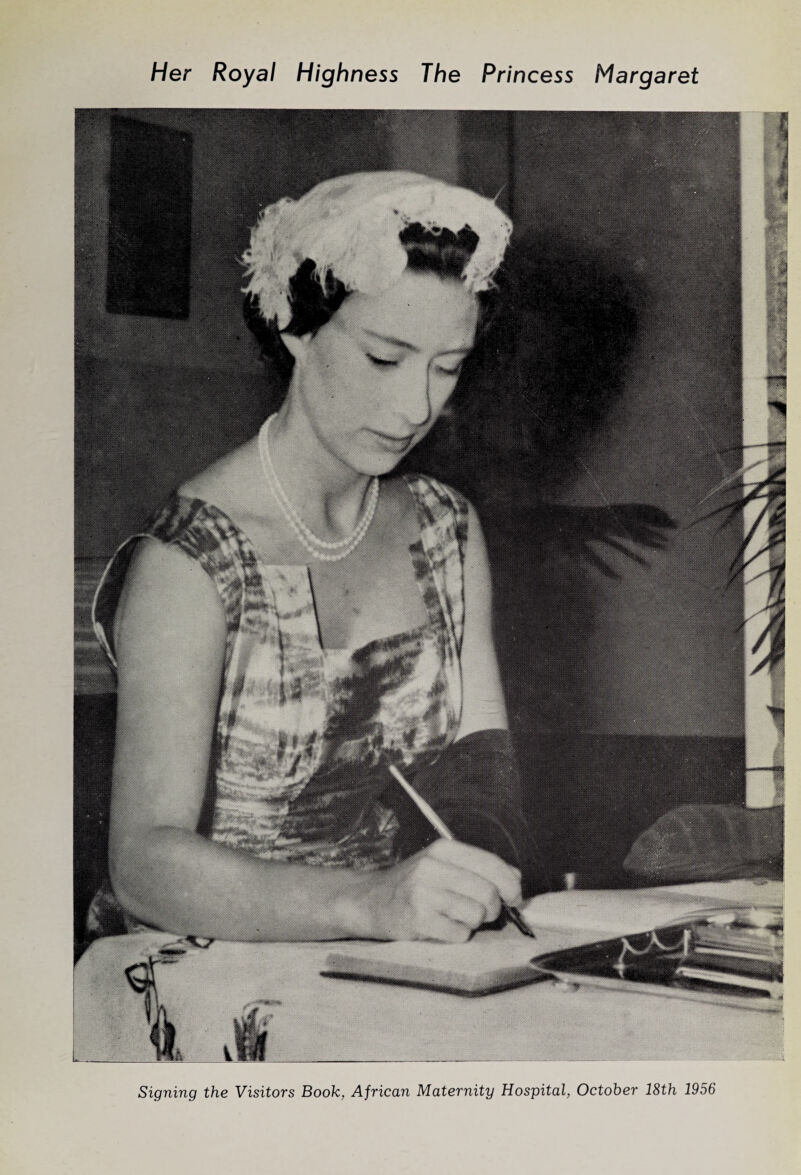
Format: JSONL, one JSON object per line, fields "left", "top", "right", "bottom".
{"left": 419, "top": 912, "right": 473, "bottom": 944}
{"left": 439, "top": 890, "right": 490, "bottom": 931}
{"left": 440, "top": 868, "right": 503, "bottom": 923}
{"left": 409, "top": 855, "right": 504, "bottom": 920}
{"left": 426, "top": 839, "right": 522, "bottom": 904}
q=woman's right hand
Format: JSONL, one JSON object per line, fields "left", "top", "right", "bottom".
{"left": 357, "top": 838, "right": 523, "bottom": 943}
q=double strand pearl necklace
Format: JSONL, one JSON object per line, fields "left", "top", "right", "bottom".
{"left": 257, "top": 415, "right": 380, "bottom": 563}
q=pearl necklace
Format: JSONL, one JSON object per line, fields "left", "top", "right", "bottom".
{"left": 257, "top": 415, "right": 380, "bottom": 563}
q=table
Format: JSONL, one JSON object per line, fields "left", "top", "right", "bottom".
{"left": 74, "top": 914, "right": 782, "bottom": 1062}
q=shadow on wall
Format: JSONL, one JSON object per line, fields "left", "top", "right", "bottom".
{"left": 407, "top": 231, "right": 674, "bottom": 732}
{"left": 456, "top": 229, "right": 644, "bottom": 499}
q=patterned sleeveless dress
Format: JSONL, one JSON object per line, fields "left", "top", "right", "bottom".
{"left": 91, "top": 473, "right": 468, "bottom": 914}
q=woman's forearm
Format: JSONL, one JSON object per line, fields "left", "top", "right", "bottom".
{"left": 109, "top": 824, "right": 523, "bottom": 944}
{"left": 110, "top": 826, "right": 377, "bottom": 942}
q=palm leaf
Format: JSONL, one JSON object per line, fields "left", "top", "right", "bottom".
{"left": 694, "top": 413, "right": 785, "bottom": 675}
{"left": 727, "top": 533, "right": 787, "bottom": 586}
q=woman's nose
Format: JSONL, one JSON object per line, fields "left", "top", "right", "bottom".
{"left": 398, "top": 367, "right": 432, "bottom": 428}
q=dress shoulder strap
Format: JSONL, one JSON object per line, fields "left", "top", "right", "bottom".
{"left": 91, "top": 494, "right": 254, "bottom": 669}
{"left": 402, "top": 472, "right": 469, "bottom": 544}
{"left": 402, "top": 473, "right": 469, "bottom": 726}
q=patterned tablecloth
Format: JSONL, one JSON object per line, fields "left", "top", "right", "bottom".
{"left": 74, "top": 882, "right": 783, "bottom": 1063}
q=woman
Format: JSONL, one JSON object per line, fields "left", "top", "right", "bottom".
{"left": 92, "top": 170, "right": 540, "bottom": 945}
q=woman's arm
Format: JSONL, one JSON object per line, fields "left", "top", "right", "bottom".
{"left": 108, "top": 540, "right": 521, "bottom": 942}
{"left": 405, "top": 502, "right": 547, "bottom": 894}
{"left": 456, "top": 501, "right": 509, "bottom": 738}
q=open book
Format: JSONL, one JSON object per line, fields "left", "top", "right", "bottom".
{"left": 523, "top": 878, "right": 782, "bottom": 934}
{"left": 321, "top": 880, "right": 782, "bottom": 996}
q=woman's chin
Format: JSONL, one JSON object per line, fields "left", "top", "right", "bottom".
{"left": 359, "top": 455, "right": 405, "bottom": 479}
{"left": 350, "top": 438, "right": 416, "bottom": 476}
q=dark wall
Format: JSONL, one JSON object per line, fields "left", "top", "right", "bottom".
{"left": 451, "top": 112, "right": 744, "bottom": 739}
{"left": 519, "top": 113, "right": 743, "bottom": 738}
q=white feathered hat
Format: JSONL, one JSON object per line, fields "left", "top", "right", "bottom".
{"left": 241, "top": 170, "right": 512, "bottom": 329}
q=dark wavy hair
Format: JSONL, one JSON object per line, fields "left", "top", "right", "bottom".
{"left": 243, "top": 222, "right": 499, "bottom": 381}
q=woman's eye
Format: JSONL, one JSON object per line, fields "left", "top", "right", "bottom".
{"left": 367, "top": 354, "right": 399, "bottom": 368}
{"left": 434, "top": 363, "right": 463, "bottom": 378}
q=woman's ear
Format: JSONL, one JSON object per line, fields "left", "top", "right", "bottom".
{"left": 280, "top": 332, "right": 311, "bottom": 365}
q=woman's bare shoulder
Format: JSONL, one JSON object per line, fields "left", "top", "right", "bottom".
{"left": 124, "top": 445, "right": 267, "bottom": 614}
{"left": 112, "top": 535, "right": 227, "bottom": 669}
{"left": 122, "top": 533, "right": 218, "bottom": 589}
{"left": 178, "top": 438, "right": 262, "bottom": 513}
{"left": 178, "top": 435, "right": 295, "bottom": 564}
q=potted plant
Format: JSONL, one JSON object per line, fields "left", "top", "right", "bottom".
{"left": 623, "top": 402, "right": 785, "bottom": 883}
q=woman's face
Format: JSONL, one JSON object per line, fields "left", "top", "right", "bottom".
{"left": 284, "top": 269, "right": 479, "bottom": 476}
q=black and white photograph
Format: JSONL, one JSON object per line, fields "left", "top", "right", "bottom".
{"left": 72, "top": 108, "right": 785, "bottom": 1063}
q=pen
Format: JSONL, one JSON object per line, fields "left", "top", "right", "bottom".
{"left": 388, "top": 763, "right": 536, "bottom": 939}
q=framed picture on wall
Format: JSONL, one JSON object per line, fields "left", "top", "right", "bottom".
{"left": 105, "top": 114, "right": 193, "bottom": 318}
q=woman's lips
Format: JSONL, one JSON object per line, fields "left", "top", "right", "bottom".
{"left": 368, "top": 429, "right": 415, "bottom": 452}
